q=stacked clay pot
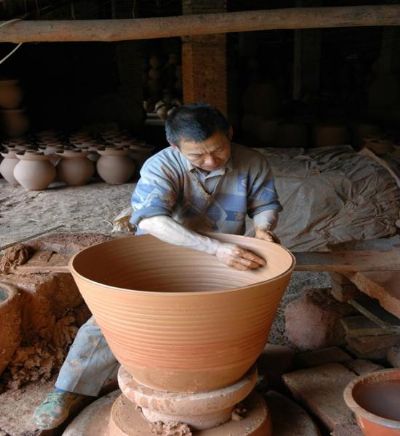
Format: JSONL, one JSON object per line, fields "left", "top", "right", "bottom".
{"left": 70, "top": 233, "right": 295, "bottom": 393}
{"left": 0, "top": 283, "right": 22, "bottom": 376}
{"left": 0, "top": 149, "right": 19, "bottom": 186}
{"left": 0, "top": 79, "right": 23, "bottom": 109}
{"left": 97, "top": 147, "right": 136, "bottom": 184}
{"left": 56, "top": 149, "right": 95, "bottom": 186}
{"left": 14, "top": 150, "right": 56, "bottom": 191}
{"left": 313, "top": 123, "right": 350, "bottom": 147}
{"left": 0, "top": 79, "right": 29, "bottom": 137}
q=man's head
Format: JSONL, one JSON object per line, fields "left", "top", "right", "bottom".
{"left": 165, "top": 103, "right": 232, "bottom": 172}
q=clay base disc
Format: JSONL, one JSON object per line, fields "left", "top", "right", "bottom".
{"left": 109, "top": 392, "right": 271, "bottom": 436}
{"left": 62, "top": 390, "right": 120, "bottom": 436}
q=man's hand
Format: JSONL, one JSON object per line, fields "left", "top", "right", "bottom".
{"left": 255, "top": 228, "right": 281, "bottom": 244}
{"left": 215, "top": 242, "right": 265, "bottom": 271}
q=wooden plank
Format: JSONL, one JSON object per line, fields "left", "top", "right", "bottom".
{"left": 294, "top": 249, "right": 400, "bottom": 272}
{"left": 348, "top": 272, "right": 400, "bottom": 318}
{"left": 349, "top": 294, "right": 400, "bottom": 326}
{"left": 0, "top": 5, "right": 400, "bottom": 43}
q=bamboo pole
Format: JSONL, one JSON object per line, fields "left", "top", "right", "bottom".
{"left": 0, "top": 5, "right": 399, "bottom": 43}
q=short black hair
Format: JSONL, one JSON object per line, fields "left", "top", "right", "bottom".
{"left": 165, "top": 103, "right": 230, "bottom": 146}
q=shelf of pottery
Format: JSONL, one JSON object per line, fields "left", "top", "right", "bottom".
{"left": 143, "top": 54, "right": 182, "bottom": 122}
{"left": 0, "top": 129, "right": 155, "bottom": 191}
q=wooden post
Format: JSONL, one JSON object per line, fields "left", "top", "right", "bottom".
{"left": 181, "top": 0, "right": 227, "bottom": 114}
{"left": 0, "top": 6, "right": 399, "bottom": 43}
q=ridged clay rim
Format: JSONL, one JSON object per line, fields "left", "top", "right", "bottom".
{"left": 69, "top": 233, "right": 296, "bottom": 296}
{"left": 344, "top": 368, "right": 400, "bottom": 429}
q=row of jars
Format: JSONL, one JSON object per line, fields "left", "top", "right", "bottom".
{"left": 0, "top": 142, "right": 155, "bottom": 191}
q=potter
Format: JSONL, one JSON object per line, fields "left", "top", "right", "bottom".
{"left": 34, "top": 103, "right": 282, "bottom": 429}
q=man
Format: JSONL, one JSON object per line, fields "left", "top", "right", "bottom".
{"left": 33, "top": 103, "right": 281, "bottom": 429}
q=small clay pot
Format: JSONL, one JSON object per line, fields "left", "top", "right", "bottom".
{"left": 96, "top": 147, "right": 136, "bottom": 184}
{"left": 69, "top": 233, "right": 295, "bottom": 393}
{"left": 1, "top": 108, "right": 30, "bottom": 137}
{"left": 344, "top": 369, "right": 400, "bottom": 435}
{"left": 0, "top": 283, "right": 22, "bottom": 376}
{"left": 0, "top": 79, "right": 23, "bottom": 109}
{"left": 14, "top": 151, "right": 56, "bottom": 191}
{"left": 0, "top": 150, "right": 19, "bottom": 185}
{"left": 313, "top": 124, "right": 350, "bottom": 147}
{"left": 56, "top": 149, "right": 95, "bottom": 186}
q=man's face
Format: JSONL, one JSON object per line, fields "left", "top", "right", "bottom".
{"left": 176, "top": 130, "right": 231, "bottom": 172}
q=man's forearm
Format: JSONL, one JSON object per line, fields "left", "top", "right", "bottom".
{"left": 253, "top": 209, "right": 279, "bottom": 231}
{"left": 138, "top": 215, "right": 220, "bottom": 255}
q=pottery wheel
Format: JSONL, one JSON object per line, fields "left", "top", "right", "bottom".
{"left": 108, "top": 391, "right": 271, "bottom": 436}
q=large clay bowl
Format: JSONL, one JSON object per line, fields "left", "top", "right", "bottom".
{"left": 69, "top": 234, "right": 295, "bottom": 393}
{"left": 344, "top": 369, "right": 400, "bottom": 435}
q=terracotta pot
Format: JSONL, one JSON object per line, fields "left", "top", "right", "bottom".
{"left": 1, "top": 108, "right": 30, "bottom": 137}
{"left": 313, "top": 124, "right": 350, "bottom": 147}
{"left": 14, "top": 151, "right": 56, "bottom": 191}
{"left": 56, "top": 149, "right": 94, "bottom": 186}
{"left": 0, "top": 150, "right": 19, "bottom": 185}
{"left": 344, "top": 369, "right": 400, "bottom": 435}
{"left": 96, "top": 148, "right": 136, "bottom": 184}
{"left": 0, "top": 79, "right": 23, "bottom": 109}
{"left": 0, "top": 283, "right": 22, "bottom": 376}
{"left": 69, "top": 233, "right": 295, "bottom": 392}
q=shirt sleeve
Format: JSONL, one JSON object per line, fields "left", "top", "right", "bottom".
{"left": 130, "top": 155, "right": 179, "bottom": 227}
{"left": 247, "top": 156, "right": 282, "bottom": 219}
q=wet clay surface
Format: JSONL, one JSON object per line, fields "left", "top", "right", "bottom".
{"left": 355, "top": 380, "right": 400, "bottom": 421}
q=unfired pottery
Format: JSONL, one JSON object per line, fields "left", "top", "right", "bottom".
{"left": 313, "top": 124, "right": 350, "bottom": 147}
{"left": 344, "top": 369, "right": 400, "bottom": 436}
{"left": 0, "top": 79, "right": 23, "bottom": 109}
{"left": 14, "top": 151, "right": 56, "bottom": 191}
{"left": 1, "top": 108, "right": 29, "bottom": 137}
{"left": 56, "top": 149, "right": 95, "bottom": 186}
{"left": 96, "top": 148, "right": 136, "bottom": 184}
{"left": 69, "top": 233, "right": 295, "bottom": 393}
{"left": 0, "top": 150, "right": 19, "bottom": 185}
{"left": 0, "top": 283, "right": 22, "bottom": 376}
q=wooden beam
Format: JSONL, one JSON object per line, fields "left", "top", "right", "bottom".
{"left": 294, "top": 249, "right": 400, "bottom": 272}
{"left": 0, "top": 5, "right": 400, "bottom": 43}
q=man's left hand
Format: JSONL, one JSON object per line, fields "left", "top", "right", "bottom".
{"left": 255, "top": 228, "right": 280, "bottom": 244}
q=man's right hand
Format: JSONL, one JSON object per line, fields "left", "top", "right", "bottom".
{"left": 215, "top": 243, "right": 265, "bottom": 271}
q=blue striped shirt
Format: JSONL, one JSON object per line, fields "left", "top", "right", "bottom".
{"left": 131, "top": 143, "right": 281, "bottom": 235}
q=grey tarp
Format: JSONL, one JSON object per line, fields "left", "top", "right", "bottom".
{"left": 256, "top": 145, "right": 400, "bottom": 251}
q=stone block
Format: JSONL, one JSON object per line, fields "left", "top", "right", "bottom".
{"left": 341, "top": 315, "right": 398, "bottom": 337}
{"left": 294, "top": 347, "right": 352, "bottom": 369}
{"left": 346, "top": 334, "right": 400, "bottom": 360}
{"left": 344, "top": 359, "right": 384, "bottom": 375}
{"left": 283, "top": 363, "right": 356, "bottom": 431}
{"left": 285, "top": 288, "right": 354, "bottom": 350}
{"left": 264, "top": 391, "right": 320, "bottom": 436}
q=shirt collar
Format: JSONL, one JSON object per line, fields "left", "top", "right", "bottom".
{"left": 186, "top": 156, "right": 233, "bottom": 176}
